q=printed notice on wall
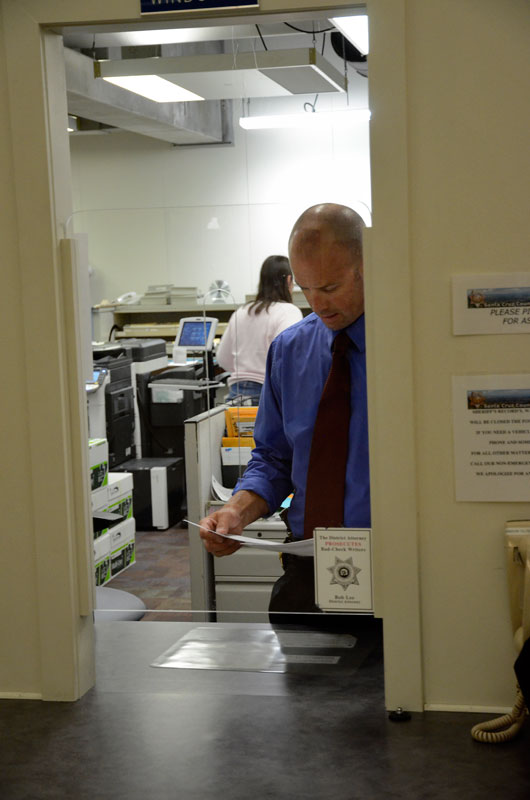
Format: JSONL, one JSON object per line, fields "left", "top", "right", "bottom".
{"left": 452, "top": 273, "right": 530, "bottom": 335}
{"left": 452, "top": 374, "right": 530, "bottom": 501}
{"left": 314, "top": 528, "right": 373, "bottom": 613}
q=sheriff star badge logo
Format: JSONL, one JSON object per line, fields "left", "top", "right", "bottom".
{"left": 327, "top": 557, "right": 362, "bottom": 591}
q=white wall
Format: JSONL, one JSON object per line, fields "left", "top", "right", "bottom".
{"left": 68, "top": 86, "right": 371, "bottom": 306}
{"left": 368, "top": 0, "right": 530, "bottom": 711}
{"left": 407, "top": 0, "right": 530, "bottom": 711}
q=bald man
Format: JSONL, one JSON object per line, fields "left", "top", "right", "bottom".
{"left": 199, "top": 203, "right": 370, "bottom": 621}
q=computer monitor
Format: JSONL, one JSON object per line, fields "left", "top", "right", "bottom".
{"left": 174, "top": 316, "right": 218, "bottom": 352}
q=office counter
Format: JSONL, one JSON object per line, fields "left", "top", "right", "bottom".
{"left": 94, "top": 619, "right": 380, "bottom": 697}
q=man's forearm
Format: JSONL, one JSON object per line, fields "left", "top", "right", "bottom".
{"left": 225, "top": 489, "right": 270, "bottom": 529}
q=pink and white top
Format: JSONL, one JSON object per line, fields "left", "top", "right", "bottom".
{"left": 216, "top": 301, "right": 303, "bottom": 385}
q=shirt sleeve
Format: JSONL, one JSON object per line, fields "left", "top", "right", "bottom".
{"left": 235, "top": 338, "right": 294, "bottom": 514}
{"left": 215, "top": 313, "right": 235, "bottom": 372}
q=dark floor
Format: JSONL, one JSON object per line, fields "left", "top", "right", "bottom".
{"left": 1, "top": 617, "right": 529, "bottom": 800}
{"left": 106, "top": 522, "right": 192, "bottom": 620}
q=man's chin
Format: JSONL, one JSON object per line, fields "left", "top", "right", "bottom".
{"left": 319, "top": 314, "right": 342, "bottom": 329}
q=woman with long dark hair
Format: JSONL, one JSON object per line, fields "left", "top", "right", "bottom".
{"left": 216, "top": 255, "right": 303, "bottom": 404}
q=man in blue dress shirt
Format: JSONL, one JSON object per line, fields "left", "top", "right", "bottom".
{"left": 199, "top": 203, "right": 370, "bottom": 619}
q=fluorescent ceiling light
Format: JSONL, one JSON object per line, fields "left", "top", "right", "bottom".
{"left": 102, "top": 75, "right": 203, "bottom": 102}
{"left": 239, "top": 108, "right": 370, "bottom": 130}
{"left": 96, "top": 49, "right": 345, "bottom": 102}
{"left": 116, "top": 28, "right": 215, "bottom": 46}
{"left": 103, "top": 26, "right": 259, "bottom": 47}
{"left": 331, "top": 15, "right": 369, "bottom": 55}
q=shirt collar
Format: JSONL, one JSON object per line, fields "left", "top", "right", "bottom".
{"left": 322, "top": 313, "right": 365, "bottom": 353}
{"left": 345, "top": 313, "right": 366, "bottom": 353}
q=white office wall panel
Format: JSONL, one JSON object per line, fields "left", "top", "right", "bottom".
{"left": 244, "top": 125, "right": 334, "bottom": 207}
{"left": 69, "top": 97, "right": 371, "bottom": 306}
{"left": 246, "top": 202, "right": 299, "bottom": 288}
{"left": 69, "top": 207, "right": 168, "bottom": 305}
{"left": 165, "top": 205, "right": 253, "bottom": 302}
{"left": 159, "top": 123, "right": 249, "bottom": 209}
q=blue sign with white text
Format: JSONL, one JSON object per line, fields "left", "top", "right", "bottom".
{"left": 141, "top": 0, "right": 259, "bottom": 13}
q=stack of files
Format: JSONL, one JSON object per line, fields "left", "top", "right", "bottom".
{"left": 139, "top": 284, "right": 174, "bottom": 305}
{"left": 121, "top": 322, "right": 180, "bottom": 337}
{"left": 169, "top": 286, "right": 198, "bottom": 305}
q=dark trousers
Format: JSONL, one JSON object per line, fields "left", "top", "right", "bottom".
{"left": 268, "top": 552, "right": 357, "bottom": 633}
{"left": 268, "top": 553, "right": 319, "bottom": 616}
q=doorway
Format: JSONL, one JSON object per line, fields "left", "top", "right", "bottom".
{"left": 0, "top": 1, "right": 420, "bottom": 712}
{"left": 66, "top": 11, "right": 369, "bottom": 595}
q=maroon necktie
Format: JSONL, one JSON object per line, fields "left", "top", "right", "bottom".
{"left": 303, "top": 330, "right": 351, "bottom": 539}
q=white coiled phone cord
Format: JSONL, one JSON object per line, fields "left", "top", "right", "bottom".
{"left": 470, "top": 685, "right": 527, "bottom": 743}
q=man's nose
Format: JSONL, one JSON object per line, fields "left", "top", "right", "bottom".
{"left": 308, "top": 291, "right": 327, "bottom": 315}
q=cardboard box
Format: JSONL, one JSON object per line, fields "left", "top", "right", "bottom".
{"left": 92, "top": 472, "right": 133, "bottom": 538}
{"left": 91, "top": 484, "right": 109, "bottom": 513}
{"left": 105, "top": 472, "right": 133, "bottom": 521}
{"left": 110, "top": 517, "right": 136, "bottom": 578}
{"left": 89, "top": 438, "right": 109, "bottom": 491}
{"left": 94, "top": 532, "right": 111, "bottom": 586}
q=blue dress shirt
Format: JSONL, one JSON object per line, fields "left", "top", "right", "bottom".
{"left": 236, "top": 312, "right": 371, "bottom": 539}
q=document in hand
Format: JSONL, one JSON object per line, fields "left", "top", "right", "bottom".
{"left": 185, "top": 519, "right": 314, "bottom": 557}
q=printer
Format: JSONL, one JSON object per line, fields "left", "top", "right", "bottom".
{"left": 92, "top": 343, "right": 135, "bottom": 469}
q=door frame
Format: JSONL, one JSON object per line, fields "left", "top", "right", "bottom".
{"left": 2, "top": 0, "right": 422, "bottom": 709}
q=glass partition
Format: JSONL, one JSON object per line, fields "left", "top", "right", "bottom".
{"left": 71, "top": 140, "right": 379, "bottom": 675}
{"left": 79, "top": 203, "right": 379, "bottom": 660}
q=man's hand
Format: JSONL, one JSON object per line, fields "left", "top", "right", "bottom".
{"left": 198, "top": 490, "right": 269, "bottom": 557}
{"left": 199, "top": 505, "right": 244, "bottom": 557}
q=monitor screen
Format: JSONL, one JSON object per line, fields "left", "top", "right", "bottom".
{"left": 178, "top": 320, "right": 212, "bottom": 348}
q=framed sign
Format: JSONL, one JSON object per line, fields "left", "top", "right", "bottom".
{"left": 314, "top": 528, "right": 373, "bottom": 613}
{"left": 452, "top": 273, "right": 530, "bottom": 335}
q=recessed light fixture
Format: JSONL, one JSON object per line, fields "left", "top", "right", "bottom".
{"left": 102, "top": 75, "right": 203, "bottom": 103}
